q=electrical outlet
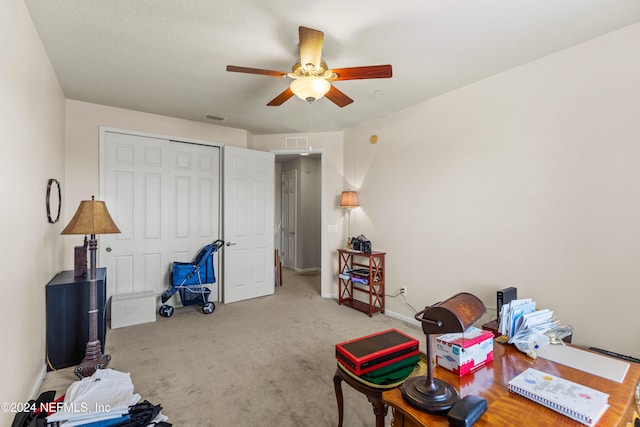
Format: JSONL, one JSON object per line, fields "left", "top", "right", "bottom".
{"left": 400, "top": 286, "right": 407, "bottom": 297}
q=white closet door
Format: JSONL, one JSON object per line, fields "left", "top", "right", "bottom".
{"left": 167, "top": 141, "right": 221, "bottom": 296}
{"left": 101, "top": 131, "right": 220, "bottom": 302}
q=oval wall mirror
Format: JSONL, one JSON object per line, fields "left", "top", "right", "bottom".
{"left": 46, "top": 178, "right": 61, "bottom": 223}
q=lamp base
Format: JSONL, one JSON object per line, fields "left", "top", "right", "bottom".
{"left": 74, "top": 340, "right": 111, "bottom": 379}
{"left": 401, "top": 376, "right": 460, "bottom": 414}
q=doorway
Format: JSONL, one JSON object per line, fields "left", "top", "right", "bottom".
{"left": 273, "top": 151, "right": 323, "bottom": 281}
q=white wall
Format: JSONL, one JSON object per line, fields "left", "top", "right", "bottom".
{"left": 344, "top": 23, "right": 640, "bottom": 357}
{"left": 63, "top": 100, "right": 250, "bottom": 269}
{"left": 0, "top": 1, "right": 66, "bottom": 423}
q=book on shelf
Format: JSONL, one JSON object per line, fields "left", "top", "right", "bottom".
{"left": 338, "top": 269, "right": 380, "bottom": 285}
{"left": 344, "top": 268, "right": 367, "bottom": 275}
{"left": 339, "top": 273, "right": 369, "bottom": 284}
{"left": 508, "top": 367, "right": 609, "bottom": 426}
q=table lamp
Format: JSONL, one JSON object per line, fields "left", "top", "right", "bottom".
{"left": 340, "top": 190, "right": 359, "bottom": 247}
{"left": 61, "top": 195, "right": 120, "bottom": 378}
{"left": 401, "top": 292, "right": 486, "bottom": 414}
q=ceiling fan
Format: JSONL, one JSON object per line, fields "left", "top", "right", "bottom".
{"left": 226, "top": 26, "right": 392, "bottom": 107}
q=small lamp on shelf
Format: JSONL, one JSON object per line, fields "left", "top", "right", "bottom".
{"left": 401, "top": 292, "right": 486, "bottom": 414}
{"left": 340, "top": 191, "right": 359, "bottom": 248}
{"left": 61, "top": 195, "right": 121, "bottom": 378}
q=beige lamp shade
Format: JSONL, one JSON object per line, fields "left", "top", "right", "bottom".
{"left": 340, "top": 191, "right": 359, "bottom": 209}
{"left": 61, "top": 196, "right": 121, "bottom": 235}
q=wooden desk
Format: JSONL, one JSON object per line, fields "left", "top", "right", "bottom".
{"left": 383, "top": 342, "right": 640, "bottom": 426}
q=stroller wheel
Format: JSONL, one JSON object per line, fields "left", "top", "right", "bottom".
{"left": 159, "top": 305, "right": 174, "bottom": 318}
{"left": 202, "top": 302, "right": 215, "bottom": 314}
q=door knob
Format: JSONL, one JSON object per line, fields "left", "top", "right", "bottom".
{"left": 226, "top": 242, "right": 237, "bottom": 246}
{"left": 105, "top": 247, "right": 112, "bottom": 253}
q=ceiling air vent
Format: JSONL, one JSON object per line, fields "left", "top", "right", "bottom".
{"left": 202, "top": 113, "right": 227, "bottom": 121}
{"left": 285, "top": 136, "right": 308, "bottom": 149}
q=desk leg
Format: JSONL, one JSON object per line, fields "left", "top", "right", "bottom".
{"left": 368, "top": 395, "right": 387, "bottom": 427}
{"left": 333, "top": 370, "right": 344, "bottom": 427}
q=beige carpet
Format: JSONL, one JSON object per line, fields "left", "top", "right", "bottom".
{"left": 39, "top": 269, "right": 424, "bottom": 426}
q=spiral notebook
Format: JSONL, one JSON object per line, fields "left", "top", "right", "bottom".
{"left": 508, "top": 368, "right": 609, "bottom": 426}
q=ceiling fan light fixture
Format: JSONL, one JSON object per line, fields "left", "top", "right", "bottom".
{"left": 290, "top": 76, "right": 331, "bottom": 103}
{"left": 226, "top": 26, "right": 391, "bottom": 107}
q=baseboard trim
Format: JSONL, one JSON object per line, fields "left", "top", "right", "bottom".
{"left": 294, "top": 267, "right": 321, "bottom": 274}
{"left": 385, "top": 309, "right": 421, "bottom": 327}
{"left": 30, "top": 364, "right": 48, "bottom": 399}
{"left": 324, "top": 294, "right": 420, "bottom": 327}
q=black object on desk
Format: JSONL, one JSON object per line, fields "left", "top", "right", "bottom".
{"left": 447, "top": 395, "right": 487, "bottom": 427}
{"left": 45, "top": 268, "right": 107, "bottom": 370}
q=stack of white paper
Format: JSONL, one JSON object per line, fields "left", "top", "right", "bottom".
{"left": 498, "top": 298, "right": 556, "bottom": 343}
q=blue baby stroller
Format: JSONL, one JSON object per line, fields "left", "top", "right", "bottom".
{"left": 159, "top": 239, "right": 224, "bottom": 317}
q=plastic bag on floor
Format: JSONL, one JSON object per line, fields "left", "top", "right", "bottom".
{"left": 47, "top": 369, "right": 134, "bottom": 425}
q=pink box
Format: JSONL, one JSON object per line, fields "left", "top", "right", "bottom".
{"left": 435, "top": 326, "right": 494, "bottom": 376}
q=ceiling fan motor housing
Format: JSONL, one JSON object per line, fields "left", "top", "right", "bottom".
{"left": 292, "top": 59, "right": 329, "bottom": 76}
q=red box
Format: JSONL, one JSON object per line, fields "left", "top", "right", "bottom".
{"left": 435, "top": 326, "right": 494, "bottom": 376}
{"left": 335, "top": 329, "right": 420, "bottom": 376}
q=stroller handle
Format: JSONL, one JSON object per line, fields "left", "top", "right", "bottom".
{"left": 212, "top": 239, "right": 225, "bottom": 251}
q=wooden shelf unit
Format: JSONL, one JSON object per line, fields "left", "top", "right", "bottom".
{"left": 337, "top": 249, "right": 385, "bottom": 317}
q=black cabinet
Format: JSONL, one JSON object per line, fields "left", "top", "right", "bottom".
{"left": 45, "top": 268, "right": 107, "bottom": 370}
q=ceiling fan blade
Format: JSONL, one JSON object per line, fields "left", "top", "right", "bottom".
{"left": 328, "top": 65, "right": 393, "bottom": 81}
{"left": 267, "top": 87, "right": 295, "bottom": 106}
{"left": 299, "top": 26, "right": 324, "bottom": 72}
{"left": 226, "top": 65, "right": 286, "bottom": 78}
{"left": 325, "top": 85, "right": 353, "bottom": 108}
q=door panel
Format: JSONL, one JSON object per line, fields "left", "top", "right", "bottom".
{"left": 103, "top": 132, "right": 169, "bottom": 299}
{"left": 223, "top": 146, "right": 275, "bottom": 303}
{"left": 167, "top": 141, "right": 221, "bottom": 291}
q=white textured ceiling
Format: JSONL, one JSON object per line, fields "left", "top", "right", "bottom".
{"left": 24, "top": 0, "right": 640, "bottom": 135}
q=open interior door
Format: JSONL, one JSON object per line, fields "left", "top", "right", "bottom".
{"left": 222, "top": 146, "right": 275, "bottom": 303}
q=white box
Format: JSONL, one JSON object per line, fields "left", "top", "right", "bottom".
{"left": 111, "top": 291, "right": 156, "bottom": 329}
{"left": 435, "top": 326, "right": 494, "bottom": 376}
